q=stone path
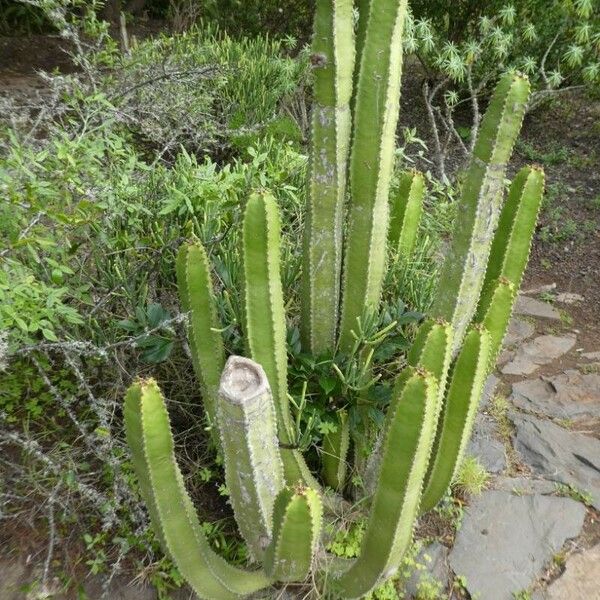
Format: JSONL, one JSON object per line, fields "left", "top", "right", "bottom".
{"left": 411, "top": 286, "right": 600, "bottom": 600}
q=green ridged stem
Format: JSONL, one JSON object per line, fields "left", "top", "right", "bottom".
{"left": 352, "top": 0, "right": 370, "bottom": 97}
{"left": 432, "top": 73, "right": 531, "bottom": 353}
{"left": 339, "top": 0, "right": 409, "bottom": 351}
{"left": 475, "top": 278, "right": 516, "bottom": 367}
{"left": 243, "top": 192, "right": 317, "bottom": 488}
{"left": 388, "top": 170, "right": 425, "bottom": 260}
{"left": 218, "top": 356, "right": 284, "bottom": 560}
{"left": 407, "top": 318, "right": 453, "bottom": 384}
{"left": 124, "top": 380, "right": 272, "bottom": 599}
{"left": 335, "top": 367, "right": 438, "bottom": 598}
{"left": 480, "top": 165, "right": 545, "bottom": 299}
{"left": 264, "top": 487, "right": 323, "bottom": 582}
{"left": 363, "top": 320, "right": 451, "bottom": 496}
{"left": 419, "top": 327, "right": 491, "bottom": 514}
{"left": 321, "top": 410, "right": 350, "bottom": 491}
{"left": 301, "top": 0, "right": 354, "bottom": 355}
{"left": 176, "top": 241, "right": 225, "bottom": 439}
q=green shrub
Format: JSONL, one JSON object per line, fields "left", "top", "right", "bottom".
{"left": 103, "top": 24, "right": 309, "bottom": 156}
{"left": 408, "top": 1, "right": 599, "bottom": 94}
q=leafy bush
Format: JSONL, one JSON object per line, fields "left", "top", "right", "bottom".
{"left": 407, "top": 1, "right": 600, "bottom": 90}
{"left": 103, "top": 24, "right": 309, "bottom": 156}
{"left": 403, "top": 1, "right": 599, "bottom": 179}
{"left": 183, "top": 0, "right": 314, "bottom": 39}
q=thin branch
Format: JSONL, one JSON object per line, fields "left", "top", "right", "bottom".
{"left": 110, "top": 66, "right": 218, "bottom": 101}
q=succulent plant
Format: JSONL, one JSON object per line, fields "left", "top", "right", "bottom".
{"left": 123, "top": 1, "right": 544, "bottom": 597}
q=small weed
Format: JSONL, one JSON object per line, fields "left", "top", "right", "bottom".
{"left": 433, "top": 495, "right": 465, "bottom": 532}
{"left": 538, "top": 291, "right": 556, "bottom": 303}
{"left": 552, "top": 551, "right": 567, "bottom": 568}
{"left": 415, "top": 577, "right": 444, "bottom": 600}
{"left": 587, "top": 195, "right": 600, "bottom": 210}
{"left": 454, "top": 457, "right": 490, "bottom": 497}
{"left": 559, "top": 311, "right": 574, "bottom": 326}
{"left": 538, "top": 217, "right": 578, "bottom": 244}
{"left": 452, "top": 574, "right": 469, "bottom": 596}
{"left": 326, "top": 518, "right": 366, "bottom": 559}
{"left": 513, "top": 590, "right": 533, "bottom": 600}
{"left": 516, "top": 140, "right": 570, "bottom": 165}
{"left": 554, "top": 483, "right": 594, "bottom": 506}
{"left": 489, "top": 395, "right": 512, "bottom": 442}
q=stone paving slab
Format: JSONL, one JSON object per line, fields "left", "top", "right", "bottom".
{"left": 511, "top": 411, "right": 600, "bottom": 509}
{"left": 514, "top": 296, "right": 561, "bottom": 320}
{"left": 449, "top": 491, "right": 586, "bottom": 600}
{"left": 502, "top": 335, "right": 576, "bottom": 376}
{"left": 404, "top": 542, "right": 450, "bottom": 599}
{"left": 468, "top": 414, "right": 507, "bottom": 473}
{"left": 511, "top": 370, "right": 600, "bottom": 420}
{"left": 493, "top": 476, "right": 557, "bottom": 495}
{"left": 504, "top": 318, "right": 536, "bottom": 347}
{"left": 534, "top": 544, "right": 600, "bottom": 600}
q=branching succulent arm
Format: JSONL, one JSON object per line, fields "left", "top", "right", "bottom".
{"left": 431, "top": 73, "right": 531, "bottom": 353}
{"left": 388, "top": 170, "right": 426, "bottom": 261}
{"left": 339, "top": 0, "right": 409, "bottom": 351}
{"left": 301, "top": 0, "right": 354, "bottom": 355}
{"left": 123, "top": 1, "right": 546, "bottom": 597}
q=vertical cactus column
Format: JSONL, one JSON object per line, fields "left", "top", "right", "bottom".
{"left": 244, "top": 192, "right": 317, "bottom": 488}
{"left": 474, "top": 165, "right": 544, "bottom": 363}
{"left": 388, "top": 170, "right": 426, "bottom": 260}
{"left": 431, "top": 73, "right": 531, "bottom": 352}
{"left": 352, "top": 0, "right": 370, "bottom": 95}
{"left": 339, "top": 0, "right": 409, "bottom": 351}
{"left": 124, "top": 380, "right": 272, "bottom": 599}
{"left": 176, "top": 241, "right": 225, "bottom": 440}
{"left": 479, "top": 166, "right": 545, "bottom": 302}
{"left": 334, "top": 367, "right": 438, "bottom": 598}
{"left": 321, "top": 409, "right": 350, "bottom": 491}
{"left": 419, "top": 326, "right": 491, "bottom": 513}
{"left": 301, "top": 0, "right": 354, "bottom": 355}
{"left": 264, "top": 486, "right": 323, "bottom": 582}
{"left": 218, "top": 356, "right": 284, "bottom": 560}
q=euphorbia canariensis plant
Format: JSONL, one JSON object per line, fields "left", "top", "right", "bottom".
{"left": 124, "top": 0, "right": 544, "bottom": 597}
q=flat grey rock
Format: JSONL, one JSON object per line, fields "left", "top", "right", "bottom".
{"left": 511, "top": 412, "right": 600, "bottom": 509}
{"left": 522, "top": 283, "right": 557, "bottom": 295}
{"left": 404, "top": 542, "right": 450, "bottom": 599}
{"left": 582, "top": 350, "right": 600, "bottom": 361}
{"left": 511, "top": 370, "right": 600, "bottom": 420}
{"left": 502, "top": 335, "right": 576, "bottom": 376}
{"left": 514, "top": 296, "right": 561, "bottom": 320}
{"left": 449, "top": 491, "right": 586, "bottom": 600}
{"left": 555, "top": 292, "right": 584, "bottom": 305}
{"left": 536, "top": 544, "right": 600, "bottom": 600}
{"left": 468, "top": 414, "right": 507, "bottom": 473}
{"left": 493, "top": 476, "right": 557, "bottom": 495}
{"left": 504, "top": 318, "right": 535, "bottom": 347}
{"left": 497, "top": 348, "right": 514, "bottom": 366}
